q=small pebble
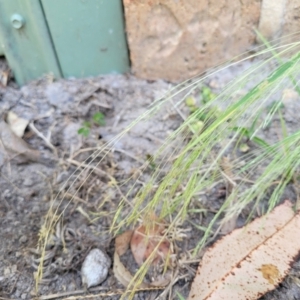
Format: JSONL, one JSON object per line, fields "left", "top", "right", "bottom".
{"left": 4, "top": 267, "right": 10, "bottom": 276}
{"left": 23, "top": 178, "right": 33, "bottom": 187}
{"left": 15, "top": 291, "right": 21, "bottom": 298}
{"left": 19, "top": 235, "right": 28, "bottom": 243}
{"left": 81, "top": 248, "right": 111, "bottom": 288}
{"left": 2, "top": 189, "right": 11, "bottom": 199}
{"left": 21, "top": 293, "right": 27, "bottom": 299}
{"left": 68, "top": 281, "right": 76, "bottom": 291}
{"left": 17, "top": 196, "right": 24, "bottom": 202}
{"left": 209, "top": 79, "right": 220, "bottom": 89}
{"left": 31, "top": 205, "right": 40, "bottom": 213}
{"left": 11, "top": 265, "right": 17, "bottom": 273}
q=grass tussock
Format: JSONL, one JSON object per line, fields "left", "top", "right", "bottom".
{"left": 36, "top": 32, "right": 300, "bottom": 298}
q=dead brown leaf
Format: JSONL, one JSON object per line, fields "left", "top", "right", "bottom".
{"left": 113, "top": 245, "right": 148, "bottom": 288}
{"left": 130, "top": 218, "right": 172, "bottom": 266}
{"left": 188, "top": 200, "right": 300, "bottom": 300}
{"left": 114, "top": 229, "right": 171, "bottom": 289}
{"left": 0, "top": 120, "right": 41, "bottom": 163}
{"left": 6, "top": 111, "right": 29, "bottom": 137}
{"left": 114, "top": 231, "right": 150, "bottom": 289}
{"left": 115, "top": 230, "right": 133, "bottom": 256}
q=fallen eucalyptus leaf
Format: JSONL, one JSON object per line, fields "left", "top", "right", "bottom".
{"left": 188, "top": 200, "right": 300, "bottom": 300}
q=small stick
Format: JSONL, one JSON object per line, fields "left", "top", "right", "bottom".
{"left": 112, "top": 108, "right": 125, "bottom": 128}
{"left": 37, "top": 286, "right": 163, "bottom": 300}
{"left": 36, "top": 286, "right": 109, "bottom": 300}
{"left": 29, "top": 122, "right": 57, "bottom": 154}
{"left": 113, "top": 148, "right": 144, "bottom": 163}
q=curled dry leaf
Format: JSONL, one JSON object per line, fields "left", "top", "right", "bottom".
{"left": 0, "top": 120, "right": 41, "bottom": 163}
{"left": 114, "top": 230, "right": 149, "bottom": 288}
{"left": 113, "top": 230, "right": 171, "bottom": 289}
{"left": 115, "top": 230, "right": 133, "bottom": 256}
{"left": 6, "top": 111, "right": 29, "bottom": 137}
{"left": 188, "top": 200, "right": 300, "bottom": 300}
{"left": 130, "top": 219, "right": 172, "bottom": 266}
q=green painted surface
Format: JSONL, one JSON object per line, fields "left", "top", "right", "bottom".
{"left": 41, "top": 0, "right": 129, "bottom": 78}
{"left": 0, "top": 33, "right": 4, "bottom": 56}
{"left": 0, "top": 0, "right": 62, "bottom": 85}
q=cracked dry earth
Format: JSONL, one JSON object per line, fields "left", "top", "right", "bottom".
{"left": 1, "top": 57, "right": 300, "bottom": 300}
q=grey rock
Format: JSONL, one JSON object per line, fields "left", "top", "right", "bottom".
{"left": 19, "top": 235, "right": 27, "bottom": 243}
{"left": 23, "top": 177, "right": 33, "bottom": 187}
{"left": 81, "top": 248, "right": 111, "bottom": 288}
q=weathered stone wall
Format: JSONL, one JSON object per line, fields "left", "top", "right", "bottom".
{"left": 282, "top": 0, "right": 300, "bottom": 44}
{"left": 258, "top": 0, "right": 300, "bottom": 45}
{"left": 123, "top": 0, "right": 261, "bottom": 82}
{"left": 258, "top": 0, "right": 286, "bottom": 41}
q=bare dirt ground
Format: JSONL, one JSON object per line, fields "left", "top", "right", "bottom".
{"left": 1, "top": 57, "right": 300, "bottom": 300}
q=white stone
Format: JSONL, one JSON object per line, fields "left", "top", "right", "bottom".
{"left": 81, "top": 248, "right": 111, "bottom": 288}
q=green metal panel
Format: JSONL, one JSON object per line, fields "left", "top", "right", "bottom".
{"left": 0, "top": 0, "right": 62, "bottom": 85}
{"left": 0, "top": 17, "right": 4, "bottom": 56}
{"left": 0, "top": 43, "right": 4, "bottom": 56}
{"left": 41, "top": 0, "right": 129, "bottom": 78}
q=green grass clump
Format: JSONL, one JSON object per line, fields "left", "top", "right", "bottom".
{"left": 36, "top": 33, "right": 300, "bottom": 298}
{"left": 111, "top": 37, "right": 300, "bottom": 296}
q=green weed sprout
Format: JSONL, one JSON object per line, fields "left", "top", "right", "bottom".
{"left": 78, "top": 112, "right": 105, "bottom": 137}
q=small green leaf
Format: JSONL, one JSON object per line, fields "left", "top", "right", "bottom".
{"left": 83, "top": 121, "right": 91, "bottom": 128}
{"left": 252, "top": 136, "right": 269, "bottom": 148}
{"left": 231, "top": 127, "right": 250, "bottom": 138}
{"left": 92, "top": 112, "right": 105, "bottom": 126}
{"left": 194, "top": 110, "right": 208, "bottom": 122}
{"left": 146, "top": 154, "right": 156, "bottom": 170}
{"left": 77, "top": 127, "right": 90, "bottom": 137}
